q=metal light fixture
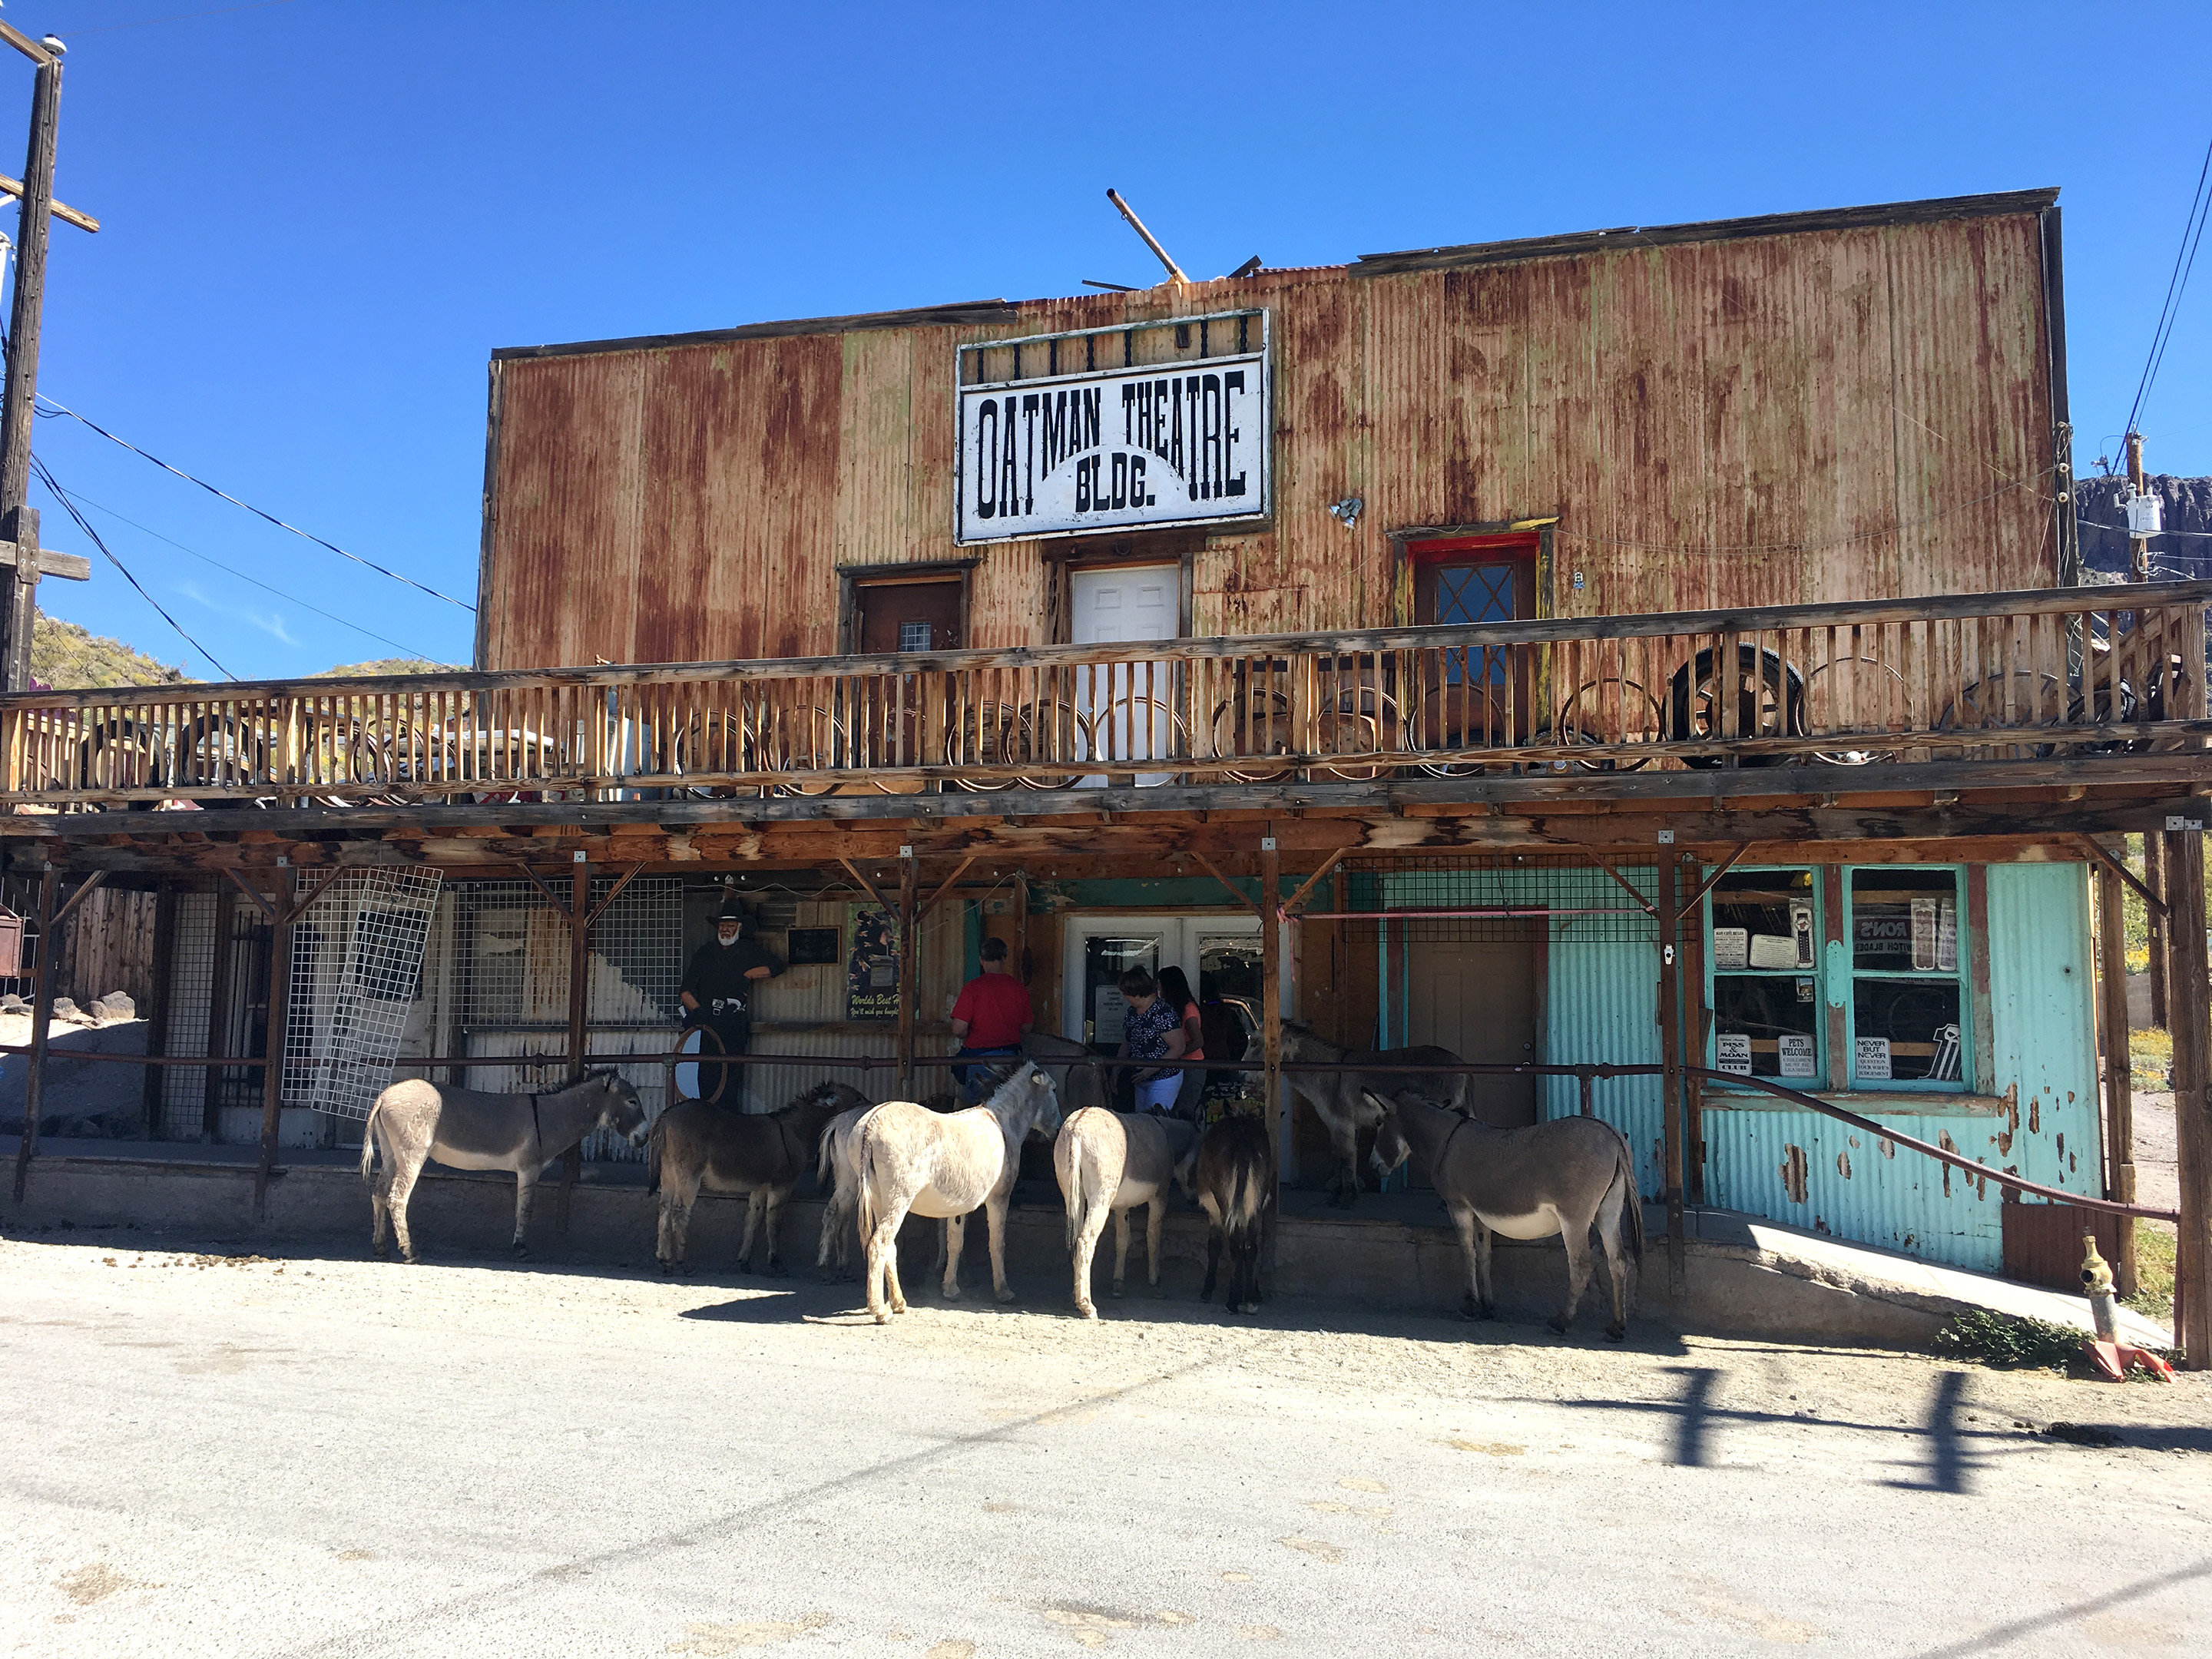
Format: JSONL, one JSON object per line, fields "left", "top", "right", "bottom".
{"left": 1327, "top": 496, "right": 1364, "bottom": 530}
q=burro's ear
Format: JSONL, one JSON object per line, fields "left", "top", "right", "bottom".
{"left": 1360, "top": 1089, "right": 1394, "bottom": 1115}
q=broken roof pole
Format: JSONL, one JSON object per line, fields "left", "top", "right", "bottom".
{"left": 1106, "top": 188, "right": 1189, "bottom": 289}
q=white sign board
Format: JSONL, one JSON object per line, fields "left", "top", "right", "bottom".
{"left": 1716, "top": 1032, "right": 1753, "bottom": 1076}
{"left": 1778, "top": 1032, "right": 1817, "bottom": 1078}
{"left": 955, "top": 352, "right": 1270, "bottom": 543}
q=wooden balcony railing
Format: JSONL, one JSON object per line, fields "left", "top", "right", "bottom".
{"left": 4, "top": 581, "right": 2207, "bottom": 811}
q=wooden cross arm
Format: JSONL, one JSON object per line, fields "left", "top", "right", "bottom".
{"left": 0, "top": 540, "right": 90, "bottom": 580}
{"left": 0, "top": 172, "right": 98, "bottom": 234}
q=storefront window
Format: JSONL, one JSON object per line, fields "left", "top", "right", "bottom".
{"left": 1846, "top": 868, "right": 1965, "bottom": 1086}
{"left": 1704, "top": 865, "right": 1971, "bottom": 1094}
{"left": 1707, "top": 869, "right": 1822, "bottom": 1083}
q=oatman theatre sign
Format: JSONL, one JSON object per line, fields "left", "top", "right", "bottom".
{"left": 955, "top": 323, "right": 1271, "bottom": 544}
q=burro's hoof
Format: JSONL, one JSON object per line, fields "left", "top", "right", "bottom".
{"left": 1075, "top": 1302, "right": 1097, "bottom": 1321}
{"left": 1606, "top": 1323, "right": 1628, "bottom": 1343}
{"left": 657, "top": 1260, "right": 673, "bottom": 1277}
{"left": 1548, "top": 1313, "right": 1574, "bottom": 1335}
{"left": 1111, "top": 1283, "right": 1125, "bottom": 1300}
{"left": 765, "top": 1260, "right": 789, "bottom": 1278}
{"left": 994, "top": 1286, "right": 1016, "bottom": 1305}
{"left": 942, "top": 1284, "right": 964, "bottom": 1302}
{"left": 872, "top": 1308, "right": 889, "bottom": 1325}
{"left": 511, "top": 1243, "right": 531, "bottom": 1260}
{"left": 400, "top": 1252, "right": 419, "bottom": 1266}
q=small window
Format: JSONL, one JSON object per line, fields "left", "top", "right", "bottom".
{"left": 898, "top": 621, "right": 933, "bottom": 653}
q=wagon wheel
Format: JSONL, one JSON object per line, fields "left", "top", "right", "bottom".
{"left": 1209, "top": 687, "right": 1294, "bottom": 783}
{"left": 1549, "top": 677, "right": 1662, "bottom": 773}
{"left": 753, "top": 703, "right": 843, "bottom": 797}
{"left": 1082, "top": 694, "right": 1190, "bottom": 780}
{"left": 670, "top": 1022, "right": 728, "bottom": 1107}
{"left": 73, "top": 716, "right": 171, "bottom": 806}
{"left": 2136, "top": 651, "right": 2194, "bottom": 750}
{"left": 180, "top": 711, "right": 272, "bottom": 793}
{"left": 1801, "top": 655, "right": 1908, "bottom": 767}
{"left": 1933, "top": 670, "right": 2068, "bottom": 758}
{"left": 295, "top": 714, "right": 411, "bottom": 807}
{"left": 945, "top": 702, "right": 1021, "bottom": 792}
{"left": 1664, "top": 645, "right": 1807, "bottom": 768}
{"left": 1309, "top": 684, "right": 1402, "bottom": 782}
{"left": 671, "top": 710, "right": 751, "bottom": 798}
{"left": 460, "top": 724, "right": 561, "bottom": 803}
{"left": 1009, "top": 700, "right": 1084, "bottom": 791}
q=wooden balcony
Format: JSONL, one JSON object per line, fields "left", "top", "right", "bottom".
{"left": 5, "top": 582, "right": 2207, "bottom": 815}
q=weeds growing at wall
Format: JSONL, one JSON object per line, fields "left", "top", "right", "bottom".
{"left": 1932, "top": 1310, "right": 2083, "bottom": 1371}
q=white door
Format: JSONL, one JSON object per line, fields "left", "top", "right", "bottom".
{"left": 1069, "top": 565, "right": 1178, "bottom": 786}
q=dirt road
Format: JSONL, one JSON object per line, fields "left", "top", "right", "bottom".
{"left": 3, "top": 1231, "right": 2208, "bottom": 1657}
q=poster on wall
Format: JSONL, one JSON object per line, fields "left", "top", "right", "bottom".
{"left": 1854, "top": 1035, "right": 1892, "bottom": 1081}
{"left": 1716, "top": 1032, "right": 1753, "bottom": 1076}
{"left": 846, "top": 906, "right": 899, "bottom": 1022}
{"left": 954, "top": 346, "right": 1272, "bottom": 543}
{"left": 1777, "top": 1031, "right": 1817, "bottom": 1078}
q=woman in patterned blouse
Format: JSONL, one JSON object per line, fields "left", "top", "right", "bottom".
{"left": 1115, "top": 967, "right": 1187, "bottom": 1114}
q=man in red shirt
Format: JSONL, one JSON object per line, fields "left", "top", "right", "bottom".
{"left": 949, "top": 937, "right": 1033, "bottom": 1102}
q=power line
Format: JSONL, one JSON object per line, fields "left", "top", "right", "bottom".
{"left": 2121, "top": 131, "right": 2212, "bottom": 442}
{"left": 38, "top": 478, "right": 448, "bottom": 662}
{"left": 29, "top": 453, "right": 235, "bottom": 680}
{"left": 33, "top": 394, "right": 478, "bottom": 612}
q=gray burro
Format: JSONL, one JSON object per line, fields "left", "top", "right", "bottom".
{"left": 359, "top": 1071, "right": 647, "bottom": 1263}
{"left": 1365, "top": 1088, "right": 1643, "bottom": 1339}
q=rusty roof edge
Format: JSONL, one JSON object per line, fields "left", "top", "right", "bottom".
{"left": 488, "top": 298, "right": 1021, "bottom": 362}
{"left": 1350, "top": 187, "right": 2064, "bottom": 277}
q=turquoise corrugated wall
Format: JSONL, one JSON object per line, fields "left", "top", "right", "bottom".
{"left": 1704, "top": 863, "right": 2101, "bottom": 1272}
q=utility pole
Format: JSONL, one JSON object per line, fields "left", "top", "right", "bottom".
{"left": 2126, "top": 432, "right": 2150, "bottom": 583}
{"left": 0, "top": 25, "right": 99, "bottom": 693}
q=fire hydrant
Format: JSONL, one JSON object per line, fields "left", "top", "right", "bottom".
{"left": 2081, "top": 1233, "right": 2174, "bottom": 1382}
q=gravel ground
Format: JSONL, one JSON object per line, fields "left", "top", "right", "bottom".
{"left": 3, "top": 1232, "right": 2210, "bottom": 1658}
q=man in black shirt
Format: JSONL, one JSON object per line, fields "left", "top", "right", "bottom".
{"left": 679, "top": 901, "right": 781, "bottom": 1094}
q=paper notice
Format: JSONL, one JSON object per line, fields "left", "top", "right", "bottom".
{"left": 1717, "top": 1032, "right": 1753, "bottom": 1076}
{"left": 1854, "top": 1035, "right": 1892, "bottom": 1081}
{"left": 1778, "top": 1032, "right": 1816, "bottom": 1078}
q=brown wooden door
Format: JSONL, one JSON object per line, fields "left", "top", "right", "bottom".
{"left": 848, "top": 579, "right": 963, "bottom": 785}
{"left": 1409, "top": 542, "right": 1538, "bottom": 751}
{"left": 1405, "top": 938, "right": 1539, "bottom": 1128}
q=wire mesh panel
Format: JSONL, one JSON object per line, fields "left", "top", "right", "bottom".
{"left": 283, "top": 868, "right": 445, "bottom": 1119}
{"left": 157, "top": 892, "right": 217, "bottom": 1137}
{"left": 1334, "top": 854, "right": 1659, "bottom": 946}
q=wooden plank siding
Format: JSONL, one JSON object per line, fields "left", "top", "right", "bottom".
{"left": 477, "top": 195, "right": 2062, "bottom": 674}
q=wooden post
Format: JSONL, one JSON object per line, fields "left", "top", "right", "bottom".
{"left": 252, "top": 868, "right": 296, "bottom": 1218}
{"left": 1657, "top": 853, "right": 1687, "bottom": 1293}
{"left": 2167, "top": 827, "right": 2210, "bottom": 1369}
{"left": 1260, "top": 836, "right": 1283, "bottom": 1161}
{"left": 141, "top": 882, "right": 178, "bottom": 1140}
{"left": 203, "top": 882, "right": 238, "bottom": 1143}
{"left": 1681, "top": 865, "right": 1710, "bottom": 1207}
{"left": 896, "top": 849, "right": 919, "bottom": 1093}
{"left": 2095, "top": 860, "right": 2140, "bottom": 1296}
{"left": 556, "top": 857, "right": 589, "bottom": 1239}
{"left": 2146, "top": 833, "right": 2169, "bottom": 1031}
{"left": 9, "top": 863, "right": 57, "bottom": 1201}
{"left": 0, "top": 49, "right": 62, "bottom": 693}
{"left": 2127, "top": 430, "right": 2150, "bottom": 584}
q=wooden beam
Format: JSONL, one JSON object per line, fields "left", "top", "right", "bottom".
{"left": 515, "top": 863, "right": 573, "bottom": 917}
{"left": 839, "top": 856, "right": 895, "bottom": 916}
{"left": 580, "top": 860, "right": 647, "bottom": 929}
{"left": 0, "top": 538, "right": 90, "bottom": 579}
{"left": 0, "top": 171, "right": 99, "bottom": 234}
{"left": 2079, "top": 834, "right": 2166, "bottom": 917}
{"left": 1678, "top": 843, "right": 1752, "bottom": 916}
{"left": 2095, "top": 860, "right": 2139, "bottom": 1297}
{"left": 253, "top": 868, "right": 296, "bottom": 1216}
{"left": 2167, "top": 828, "right": 2210, "bottom": 1369}
{"left": 1260, "top": 837, "right": 1283, "bottom": 1183}
{"left": 1278, "top": 846, "right": 1356, "bottom": 920}
{"left": 1191, "top": 849, "right": 1261, "bottom": 916}
{"left": 222, "top": 866, "right": 278, "bottom": 921}
{"left": 0, "top": 20, "right": 55, "bottom": 67}
{"left": 896, "top": 852, "right": 919, "bottom": 1093}
{"left": 916, "top": 853, "right": 981, "bottom": 923}
{"left": 9, "top": 864, "right": 57, "bottom": 1200}
{"left": 1584, "top": 849, "right": 1658, "bottom": 916}
{"left": 2147, "top": 834, "right": 2171, "bottom": 1030}
{"left": 1656, "top": 855, "right": 1687, "bottom": 1293}
{"left": 278, "top": 863, "right": 349, "bottom": 926}
{"left": 558, "top": 859, "right": 591, "bottom": 1238}
{"left": 48, "top": 867, "right": 108, "bottom": 929}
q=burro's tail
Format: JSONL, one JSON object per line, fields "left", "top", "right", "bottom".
{"left": 1620, "top": 1144, "right": 1646, "bottom": 1258}
{"left": 358, "top": 1103, "right": 381, "bottom": 1185}
{"left": 644, "top": 1113, "right": 666, "bottom": 1198}
{"left": 817, "top": 1120, "right": 841, "bottom": 1196}
{"left": 1058, "top": 1121, "right": 1092, "bottom": 1252}
{"left": 855, "top": 1126, "right": 883, "bottom": 1248}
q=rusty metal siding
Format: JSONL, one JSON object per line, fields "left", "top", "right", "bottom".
{"left": 481, "top": 210, "right": 2057, "bottom": 671}
{"left": 1704, "top": 862, "right": 2100, "bottom": 1272}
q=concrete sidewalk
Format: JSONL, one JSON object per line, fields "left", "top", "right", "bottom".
{"left": 2, "top": 1134, "right": 2173, "bottom": 1350}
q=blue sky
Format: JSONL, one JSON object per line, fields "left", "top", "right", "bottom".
{"left": 13, "top": 0, "right": 2212, "bottom": 680}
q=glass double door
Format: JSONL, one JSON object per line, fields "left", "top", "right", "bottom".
{"left": 1061, "top": 911, "right": 1272, "bottom": 1057}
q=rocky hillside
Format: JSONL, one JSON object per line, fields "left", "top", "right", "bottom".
{"left": 2074, "top": 473, "right": 2212, "bottom": 582}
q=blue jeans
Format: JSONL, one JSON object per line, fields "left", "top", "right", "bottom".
{"left": 1133, "top": 1074, "right": 1181, "bottom": 1114}
{"left": 952, "top": 1046, "right": 1021, "bottom": 1103}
